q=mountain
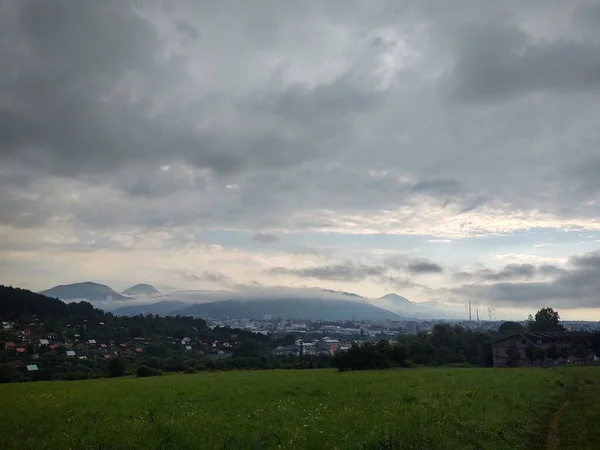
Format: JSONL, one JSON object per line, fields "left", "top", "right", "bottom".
{"left": 40, "top": 282, "right": 127, "bottom": 302}
{"left": 177, "top": 298, "right": 400, "bottom": 321}
{"left": 380, "top": 293, "right": 414, "bottom": 306}
{"left": 121, "top": 284, "right": 161, "bottom": 297}
{"left": 376, "top": 293, "right": 462, "bottom": 319}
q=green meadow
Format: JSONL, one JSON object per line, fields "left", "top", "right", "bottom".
{"left": 1, "top": 367, "right": 598, "bottom": 450}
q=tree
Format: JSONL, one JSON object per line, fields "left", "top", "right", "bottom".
{"left": 108, "top": 357, "right": 126, "bottom": 377}
{"left": 527, "top": 308, "right": 565, "bottom": 332}
{"left": 232, "top": 340, "right": 264, "bottom": 358}
{"left": 498, "top": 321, "right": 524, "bottom": 335}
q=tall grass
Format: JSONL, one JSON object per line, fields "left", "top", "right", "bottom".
{"left": 1, "top": 366, "right": 596, "bottom": 450}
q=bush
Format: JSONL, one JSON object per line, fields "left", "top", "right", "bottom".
{"left": 137, "top": 365, "right": 162, "bottom": 377}
{"left": 184, "top": 367, "right": 196, "bottom": 374}
{"left": 108, "top": 357, "right": 126, "bottom": 377}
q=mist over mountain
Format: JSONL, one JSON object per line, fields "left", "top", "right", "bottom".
{"left": 109, "top": 287, "right": 401, "bottom": 320}
{"left": 177, "top": 298, "right": 399, "bottom": 321}
{"left": 376, "top": 293, "right": 464, "bottom": 320}
{"left": 121, "top": 284, "right": 161, "bottom": 297}
{"left": 112, "top": 300, "right": 190, "bottom": 316}
{"left": 40, "top": 280, "right": 462, "bottom": 321}
{"left": 40, "top": 282, "right": 127, "bottom": 302}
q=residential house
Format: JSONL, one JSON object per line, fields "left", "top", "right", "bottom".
{"left": 490, "top": 331, "right": 591, "bottom": 367}
{"left": 66, "top": 350, "right": 76, "bottom": 357}
{"left": 26, "top": 364, "right": 39, "bottom": 372}
{"left": 39, "top": 339, "right": 50, "bottom": 346}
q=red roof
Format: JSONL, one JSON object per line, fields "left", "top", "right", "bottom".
{"left": 4, "top": 342, "right": 15, "bottom": 349}
{"left": 119, "top": 344, "right": 127, "bottom": 348}
{"left": 49, "top": 344, "right": 59, "bottom": 350}
{"left": 135, "top": 348, "right": 143, "bottom": 353}
{"left": 100, "top": 344, "right": 107, "bottom": 348}
{"left": 103, "top": 354, "right": 111, "bottom": 359}
{"left": 16, "top": 347, "right": 26, "bottom": 353}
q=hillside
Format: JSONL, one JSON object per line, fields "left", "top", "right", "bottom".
{"left": 178, "top": 298, "right": 400, "bottom": 320}
{"left": 121, "top": 284, "right": 161, "bottom": 296}
{"left": 41, "top": 282, "right": 127, "bottom": 301}
{"left": 1, "top": 367, "right": 598, "bottom": 449}
{"left": 378, "top": 293, "right": 462, "bottom": 319}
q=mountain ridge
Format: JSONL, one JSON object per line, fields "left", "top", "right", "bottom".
{"left": 41, "top": 282, "right": 127, "bottom": 302}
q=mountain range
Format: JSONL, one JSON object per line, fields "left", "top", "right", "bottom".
{"left": 41, "top": 282, "right": 127, "bottom": 302}
{"left": 39, "top": 281, "right": 463, "bottom": 320}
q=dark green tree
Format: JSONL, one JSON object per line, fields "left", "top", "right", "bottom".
{"left": 527, "top": 308, "right": 565, "bottom": 332}
{"left": 108, "top": 357, "right": 126, "bottom": 377}
{"left": 498, "top": 321, "right": 524, "bottom": 335}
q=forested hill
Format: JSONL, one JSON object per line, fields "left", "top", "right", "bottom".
{"left": 0, "top": 285, "right": 100, "bottom": 323}
{"left": 0, "top": 285, "right": 209, "bottom": 338}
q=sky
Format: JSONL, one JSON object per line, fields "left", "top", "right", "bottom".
{"left": 1, "top": 0, "right": 600, "bottom": 320}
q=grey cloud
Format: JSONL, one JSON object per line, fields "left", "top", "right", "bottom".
{"left": 446, "top": 22, "right": 600, "bottom": 102}
{"left": 384, "top": 256, "right": 444, "bottom": 275}
{"left": 482, "top": 263, "right": 536, "bottom": 281}
{"left": 407, "top": 260, "right": 444, "bottom": 274}
{"left": 252, "top": 232, "right": 279, "bottom": 244}
{"left": 571, "top": 251, "right": 600, "bottom": 269}
{"left": 176, "top": 20, "right": 201, "bottom": 41}
{"left": 377, "top": 275, "right": 432, "bottom": 293}
{"left": 2, "top": 0, "right": 600, "bottom": 303}
{"left": 269, "top": 262, "right": 386, "bottom": 282}
{"left": 452, "top": 251, "right": 600, "bottom": 308}
{"left": 178, "top": 271, "right": 233, "bottom": 285}
{"left": 454, "top": 263, "right": 557, "bottom": 282}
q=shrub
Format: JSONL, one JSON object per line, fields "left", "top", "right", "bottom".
{"left": 137, "top": 365, "right": 162, "bottom": 378}
{"left": 108, "top": 357, "right": 126, "bottom": 377}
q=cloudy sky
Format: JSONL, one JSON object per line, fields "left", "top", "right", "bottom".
{"left": 1, "top": 0, "right": 600, "bottom": 320}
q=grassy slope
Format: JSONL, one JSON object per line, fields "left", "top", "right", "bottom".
{"left": 557, "top": 368, "right": 600, "bottom": 449}
{"left": 0, "top": 367, "right": 596, "bottom": 450}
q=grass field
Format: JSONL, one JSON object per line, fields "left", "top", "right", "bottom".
{"left": 1, "top": 366, "right": 599, "bottom": 450}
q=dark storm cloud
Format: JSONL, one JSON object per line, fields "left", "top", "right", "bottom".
{"left": 269, "top": 262, "right": 386, "bottom": 282}
{"left": 453, "top": 252, "right": 600, "bottom": 308}
{"left": 0, "top": 0, "right": 376, "bottom": 184}
{"left": 252, "top": 232, "right": 279, "bottom": 244}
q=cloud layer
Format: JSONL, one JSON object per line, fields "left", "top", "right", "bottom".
{"left": 1, "top": 1, "right": 600, "bottom": 318}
